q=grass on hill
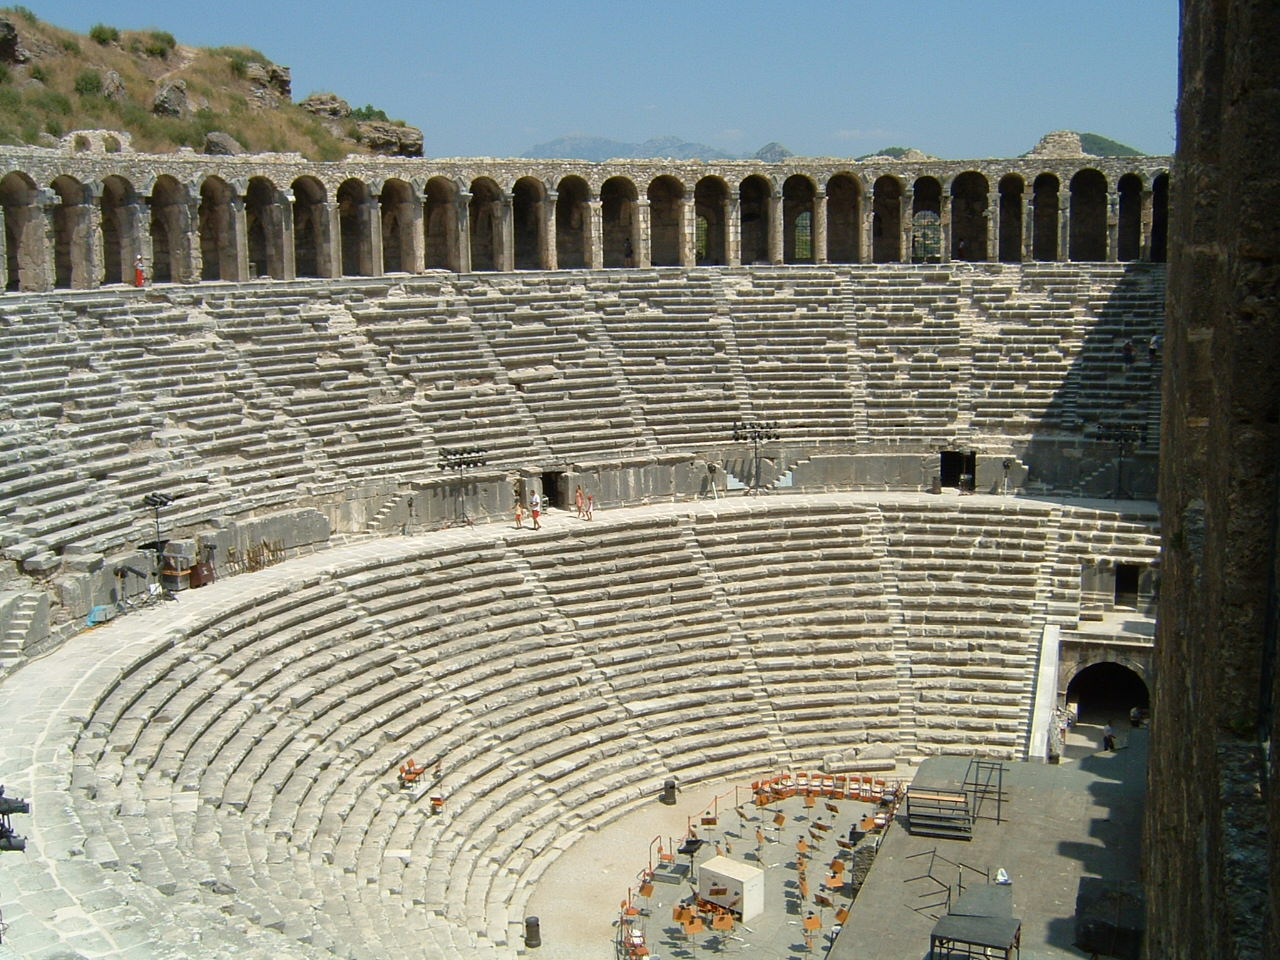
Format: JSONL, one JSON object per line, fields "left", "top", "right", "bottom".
{"left": 0, "top": 7, "right": 380, "bottom": 159}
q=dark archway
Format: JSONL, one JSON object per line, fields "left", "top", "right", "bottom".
{"left": 424, "top": 177, "right": 458, "bottom": 271}
{"left": 512, "top": 176, "right": 545, "bottom": 270}
{"left": 739, "top": 175, "right": 770, "bottom": 265}
{"left": 380, "top": 178, "right": 417, "bottom": 274}
{"left": 555, "top": 176, "right": 589, "bottom": 269}
{"left": 648, "top": 175, "right": 684, "bottom": 267}
{"left": 783, "top": 174, "right": 815, "bottom": 263}
{"left": 998, "top": 174, "right": 1023, "bottom": 262}
{"left": 1116, "top": 174, "right": 1143, "bottom": 262}
{"left": 826, "top": 173, "right": 861, "bottom": 263}
{"left": 872, "top": 175, "right": 902, "bottom": 263}
{"left": 911, "top": 177, "right": 942, "bottom": 263}
{"left": 99, "top": 175, "right": 136, "bottom": 286}
{"left": 149, "top": 174, "right": 187, "bottom": 284}
{"left": 951, "top": 171, "right": 988, "bottom": 261}
{"left": 291, "top": 176, "right": 327, "bottom": 278}
{"left": 1032, "top": 173, "right": 1060, "bottom": 261}
{"left": 50, "top": 174, "right": 88, "bottom": 289}
{"left": 198, "top": 176, "right": 236, "bottom": 281}
{"left": 245, "top": 176, "right": 285, "bottom": 279}
{"left": 0, "top": 171, "right": 39, "bottom": 290}
{"left": 469, "top": 178, "right": 503, "bottom": 272}
{"left": 337, "top": 178, "right": 374, "bottom": 276}
{"left": 1066, "top": 661, "right": 1150, "bottom": 724}
{"left": 1069, "top": 168, "right": 1108, "bottom": 261}
{"left": 1150, "top": 173, "right": 1168, "bottom": 262}
{"left": 601, "top": 176, "right": 637, "bottom": 268}
{"left": 694, "top": 176, "right": 727, "bottom": 266}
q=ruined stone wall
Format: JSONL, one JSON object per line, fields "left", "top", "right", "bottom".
{"left": 1146, "top": 1, "right": 1280, "bottom": 957}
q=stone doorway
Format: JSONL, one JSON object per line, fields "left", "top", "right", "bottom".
{"left": 1066, "top": 662, "right": 1149, "bottom": 725}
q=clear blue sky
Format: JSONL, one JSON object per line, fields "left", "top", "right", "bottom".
{"left": 33, "top": 1, "right": 1178, "bottom": 158}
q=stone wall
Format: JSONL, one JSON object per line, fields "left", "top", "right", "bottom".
{"left": 1146, "top": 1, "right": 1280, "bottom": 958}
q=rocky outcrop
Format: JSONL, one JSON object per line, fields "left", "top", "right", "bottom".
{"left": 152, "top": 79, "right": 188, "bottom": 117}
{"left": 245, "top": 61, "right": 291, "bottom": 109}
{"left": 300, "top": 92, "right": 350, "bottom": 120}
{"left": 357, "top": 120, "right": 423, "bottom": 157}
{"left": 1025, "top": 130, "right": 1086, "bottom": 158}
{"left": 204, "top": 131, "right": 245, "bottom": 155}
{"left": 101, "top": 69, "right": 125, "bottom": 101}
{"left": 0, "top": 16, "right": 29, "bottom": 63}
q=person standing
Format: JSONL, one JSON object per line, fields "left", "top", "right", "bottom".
{"left": 1102, "top": 722, "right": 1117, "bottom": 751}
{"left": 529, "top": 489, "right": 541, "bottom": 530}
{"left": 133, "top": 254, "right": 145, "bottom": 287}
{"left": 574, "top": 484, "right": 585, "bottom": 519}
{"left": 514, "top": 501, "right": 524, "bottom": 528}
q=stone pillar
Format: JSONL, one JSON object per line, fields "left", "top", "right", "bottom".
{"left": 679, "top": 195, "right": 696, "bottom": 267}
{"left": 85, "top": 184, "right": 103, "bottom": 288}
{"left": 986, "top": 195, "right": 999, "bottom": 262}
{"left": 32, "top": 189, "right": 57, "bottom": 291}
{"left": 813, "top": 189, "right": 828, "bottom": 264}
{"left": 634, "top": 198, "right": 650, "bottom": 268}
{"left": 228, "top": 195, "right": 250, "bottom": 281}
{"left": 363, "top": 199, "right": 383, "bottom": 276}
{"left": 860, "top": 202, "right": 874, "bottom": 263}
{"left": 280, "top": 194, "right": 297, "bottom": 280}
{"left": 586, "top": 198, "right": 603, "bottom": 269}
{"left": 455, "top": 194, "right": 472, "bottom": 273}
{"left": 940, "top": 192, "right": 952, "bottom": 263}
{"left": 768, "top": 189, "right": 783, "bottom": 264}
{"left": 1022, "top": 195, "right": 1035, "bottom": 262}
{"left": 498, "top": 192, "right": 515, "bottom": 272}
{"left": 1139, "top": 188, "right": 1153, "bottom": 261}
{"left": 1106, "top": 190, "right": 1119, "bottom": 262}
{"left": 726, "top": 194, "right": 742, "bottom": 266}
{"left": 320, "top": 200, "right": 342, "bottom": 278}
{"left": 133, "top": 200, "right": 152, "bottom": 279}
{"left": 403, "top": 192, "right": 425, "bottom": 274}
{"left": 900, "top": 188, "right": 913, "bottom": 263}
{"left": 540, "top": 190, "right": 557, "bottom": 270}
{"left": 1058, "top": 201, "right": 1070, "bottom": 262}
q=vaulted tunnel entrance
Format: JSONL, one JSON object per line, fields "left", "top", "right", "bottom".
{"left": 1066, "top": 662, "right": 1149, "bottom": 725}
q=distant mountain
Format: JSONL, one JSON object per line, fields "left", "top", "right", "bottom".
{"left": 523, "top": 135, "right": 736, "bottom": 161}
{"left": 752, "top": 141, "right": 793, "bottom": 162}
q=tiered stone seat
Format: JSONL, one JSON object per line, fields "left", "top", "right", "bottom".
{"left": 876, "top": 500, "right": 1053, "bottom": 755}
{"left": 463, "top": 276, "right": 651, "bottom": 459}
{"left": 726, "top": 268, "right": 859, "bottom": 443}
{"left": 692, "top": 503, "right": 901, "bottom": 760}
{"left": 851, "top": 268, "right": 966, "bottom": 443}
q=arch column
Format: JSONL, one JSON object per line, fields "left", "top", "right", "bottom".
{"left": 229, "top": 195, "right": 250, "bottom": 281}
{"left": 985, "top": 194, "right": 999, "bottom": 262}
{"left": 541, "top": 189, "right": 558, "bottom": 270}
{"left": 1106, "top": 190, "right": 1119, "bottom": 262}
{"left": 318, "top": 200, "right": 341, "bottom": 277}
{"left": 726, "top": 194, "right": 742, "bottom": 266}
{"left": 587, "top": 198, "right": 603, "bottom": 269}
{"left": 498, "top": 192, "right": 515, "bottom": 272}
{"left": 939, "top": 192, "right": 952, "bottom": 263}
{"left": 768, "top": 189, "right": 783, "bottom": 264}
{"left": 398, "top": 189, "right": 426, "bottom": 273}
{"left": 1021, "top": 194, "right": 1035, "bottom": 262}
{"left": 679, "top": 195, "right": 696, "bottom": 267}
{"left": 813, "top": 189, "right": 828, "bottom": 264}
{"left": 133, "top": 199, "right": 153, "bottom": 278}
{"left": 31, "top": 189, "right": 57, "bottom": 291}
{"left": 860, "top": 201, "right": 874, "bottom": 263}
{"left": 83, "top": 184, "right": 103, "bottom": 288}
{"left": 454, "top": 193, "right": 472, "bottom": 273}
{"left": 899, "top": 188, "right": 913, "bottom": 264}
{"left": 1058, "top": 202, "right": 1070, "bottom": 262}
{"left": 1139, "top": 188, "right": 1153, "bottom": 260}
{"left": 634, "top": 198, "right": 650, "bottom": 268}
{"left": 278, "top": 193, "right": 297, "bottom": 280}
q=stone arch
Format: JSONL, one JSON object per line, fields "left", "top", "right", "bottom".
{"left": 555, "top": 175, "right": 589, "bottom": 269}
{"left": 739, "top": 175, "right": 771, "bottom": 265}
{"left": 51, "top": 174, "right": 91, "bottom": 289}
{"left": 648, "top": 175, "right": 684, "bottom": 267}
{"left": 694, "top": 176, "right": 728, "bottom": 266}
{"left": 998, "top": 173, "right": 1024, "bottom": 262}
{"left": 1032, "top": 173, "right": 1060, "bottom": 261}
{"left": 337, "top": 178, "right": 376, "bottom": 276}
{"left": 1150, "top": 172, "right": 1168, "bottom": 262}
{"left": 149, "top": 175, "right": 189, "bottom": 284}
{"left": 511, "top": 176, "right": 545, "bottom": 270}
{"left": 245, "top": 176, "right": 286, "bottom": 279}
{"left": 1116, "top": 173, "right": 1143, "bottom": 262}
{"left": 783, "top": 174, "right": 815, "bottom": 264}
{"left": 600, "top": 176, "right": 637, "bottom": 268}
{"left": 1069, "top": 168, "right": 1108, "bottom": 261}
{"left": 826, "top": 173, "right": 862, "bottom": 263}
{"left": 468, "top": 177, "right": 503, "bottom": 272}
{"left": 99, "top": 175, "right": 137, "bottom": 286}
{"left": 424, "top": 176, "right": 460, "bottom": 271}
{"left": 199, "top": 176, "right": 239, "bottom": 281}
{"left": 1064, "top": 660, "right": 1150, "bottom": 724}
{"left": 291, "top": 176, "right": 328, "bottom": 278}
{"left": 950, "top": 171, "right": 988, "bottom": 261}
{"left": 0, "top": 170, "right": 42, "bottom": 291}
{"left": 911, "top": 176, "right": 942, "bottom": 263}
{"left": 380, "top": 178, "right": 419, "bottom": 274}
{"left": 872, "top": 176, "right": 903, "bottom": 263}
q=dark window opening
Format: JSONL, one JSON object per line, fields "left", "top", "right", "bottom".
{"left": 1114, "top": 563, "right": 1140, "bottom": 608}
{"left": 940, "top": 450, "right": 976, "bottom": 489}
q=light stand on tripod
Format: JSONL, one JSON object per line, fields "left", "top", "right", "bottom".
{"left": 439, "top": 447, "right": 488, "bottom": 528}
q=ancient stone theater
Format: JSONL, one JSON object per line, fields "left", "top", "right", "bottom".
{"left": 0, "top": 2, "right": 1276, "bottom": 957}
